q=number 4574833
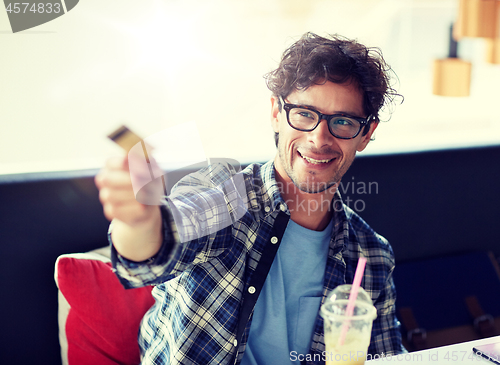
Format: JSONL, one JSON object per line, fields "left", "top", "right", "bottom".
{"left": 5, "top": 3, "right": 62, "bottom": 14}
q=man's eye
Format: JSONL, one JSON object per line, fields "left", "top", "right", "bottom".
{"left": 332, "top": 118, "right": 353, "bottom": 126}
{"left": 298, "top": 111, "right": 315, "bottom": 119}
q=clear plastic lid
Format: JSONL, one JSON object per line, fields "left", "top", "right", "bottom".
{"left": 320, "top": 284, "right": 377, "bottom": 321}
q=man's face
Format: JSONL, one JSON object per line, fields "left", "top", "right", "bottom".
{"left": 271, "top": 81, "right": 378, "bottom": 194}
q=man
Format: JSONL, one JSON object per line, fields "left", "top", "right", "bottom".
{"left": 95, "top": 32, "right": 405, "bottom": 364}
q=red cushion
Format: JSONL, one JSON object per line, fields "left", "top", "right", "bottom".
{"left": 57, "top": 257, "right": 154, "bottom": 365}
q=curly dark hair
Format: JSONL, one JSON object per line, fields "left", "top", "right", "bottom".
{"left": 265, "top": 32, "right": 401, "bottom": 146}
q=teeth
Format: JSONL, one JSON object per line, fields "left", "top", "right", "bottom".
{"left": 301, "top": 154, "right": 333, "bottom": 164}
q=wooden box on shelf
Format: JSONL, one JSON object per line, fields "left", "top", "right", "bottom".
{"left": 433, "top": 58, "right": 472, "bottom": 97}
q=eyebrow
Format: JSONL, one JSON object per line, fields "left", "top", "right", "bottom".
{"left": 287, "top": 99, "right": 365, "bottom": 119}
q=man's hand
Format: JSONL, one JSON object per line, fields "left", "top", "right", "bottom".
{"left": 95, "top": 156, "right": 154, "bottom": 224}
{"left": 95, "top": 155, "right": 163, "bottom": 262}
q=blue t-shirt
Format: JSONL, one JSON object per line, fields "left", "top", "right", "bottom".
{"left": 241, "top": 218, "right": 333, "bottom": 364}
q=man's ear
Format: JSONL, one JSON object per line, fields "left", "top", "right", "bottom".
{"left": 270, "top": 95, "right": 281, "bottom": 133}
{"left": 356, "top": 121, "right": 379, "bottom": 152}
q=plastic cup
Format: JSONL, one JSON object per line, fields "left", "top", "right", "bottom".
{"left": 320, "top": 284, "right": 377, "bottom": 365}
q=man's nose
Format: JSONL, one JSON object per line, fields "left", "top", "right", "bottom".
{"left": 308, "top": 119, "right": 334, "bottom": 147}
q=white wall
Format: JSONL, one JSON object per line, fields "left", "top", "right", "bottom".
{"left": 1, "top": 0, "right": 499, "bottom": 174}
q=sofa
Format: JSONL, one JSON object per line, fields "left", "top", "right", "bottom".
{"left": 1, "top": 145, "right": 499, "bottom": 364}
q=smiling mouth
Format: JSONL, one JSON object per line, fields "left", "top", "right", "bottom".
{"left": 298, "top": 151, "right": 335, "bottom": 164}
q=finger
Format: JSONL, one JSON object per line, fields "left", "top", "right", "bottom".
{"left": 135, "top": 178, "right": 166, "bottom": 206}
{"left": 105, "top": 155, "right": 129, "bottom": 171}
{"left": 102, "top": 201, "right": 148, "bottom": 224}
{"left": 127, "top": 151, "right": 157, "bottom": 182}
{"left": 96, "top": 169, "right": 133, "bottom": 188}
{"left": 95, "top": 156, "right": 129, "bottom": 189}
{"left": 99, "top": 186, "right": 137, "bottom": 205}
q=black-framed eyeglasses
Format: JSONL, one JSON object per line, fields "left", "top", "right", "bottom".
{"left": 279, "top": 96, "right": 372, "bottom": 140}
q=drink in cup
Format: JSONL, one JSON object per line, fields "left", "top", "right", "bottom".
{"left": 320, "top": 284, "right": 377, "bottom": 365}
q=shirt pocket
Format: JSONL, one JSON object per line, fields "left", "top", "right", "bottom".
{"left": 294, "top": 296, "right": 322, "bottom": 350}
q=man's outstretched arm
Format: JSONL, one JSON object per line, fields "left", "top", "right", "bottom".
{"left": 95, "top": 155, "right": 163, "bottom": 262}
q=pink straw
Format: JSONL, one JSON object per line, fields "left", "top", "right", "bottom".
{"left": 338, "top": 257, "right": 367, "bottom": 346}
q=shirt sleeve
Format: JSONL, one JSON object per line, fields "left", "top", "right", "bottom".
{"left": 110, "top": 162, "right": 250, "bottom": 289}
{"left": 110, "top": 204, "right": 182, "bottom": 289}
{"left": 368, "top": 268, "right": 407, "bottom": 356}
{"left": 345, "top": 207, "right": 407, "bottom": 357}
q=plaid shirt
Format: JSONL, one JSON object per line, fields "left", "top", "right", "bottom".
{"left": 111, "top": 160, "right": 405, "bottom": 365}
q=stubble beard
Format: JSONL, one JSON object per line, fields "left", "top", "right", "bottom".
{"left": 278, "top": 144, "right": 353, "bottom": 194}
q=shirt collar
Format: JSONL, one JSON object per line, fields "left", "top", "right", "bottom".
{"left": 260, "top": 160, "right": 289, "bottom": 215}
{"left": 331, "top": 190, "right": 350, "bottom": 249}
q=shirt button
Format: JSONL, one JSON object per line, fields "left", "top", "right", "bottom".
{"left": 248, "top": 286, "right": 256, "bottom": 294}
{"left": 270, "top": 236, "right": 278, "bottom": 244}
{"left": 233, "top": 339, "right": 238, "bottom": 347}
{"left": 264, "top": 206, "right": 271, "bottom": 213}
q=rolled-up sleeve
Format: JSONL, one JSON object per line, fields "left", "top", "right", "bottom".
{"left": 110, "top": 203, "right": 182, "bottom": 288}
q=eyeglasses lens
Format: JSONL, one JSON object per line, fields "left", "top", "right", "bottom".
{"left": 288, "top": 107, "right": 361, "bottom": 139}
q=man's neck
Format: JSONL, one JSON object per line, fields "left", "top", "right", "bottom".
{"left": 276, "top": 174, "right": 336, "bottom": 232}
